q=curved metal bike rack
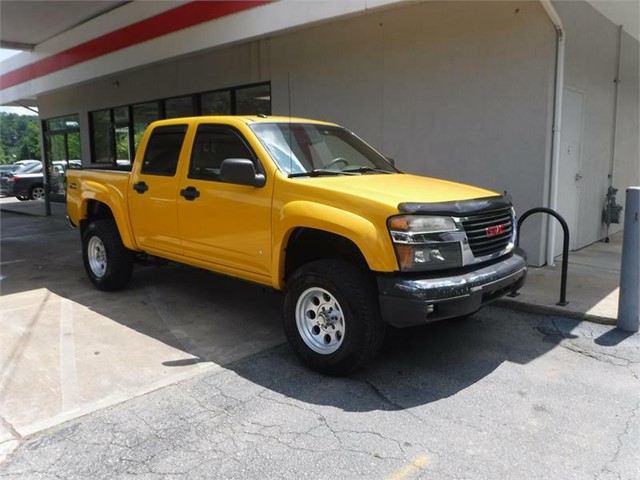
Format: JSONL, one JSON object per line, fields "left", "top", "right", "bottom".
{"left": 516, "top": 207, "right": 570, "bottom": 306}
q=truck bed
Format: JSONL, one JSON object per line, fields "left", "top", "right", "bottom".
{"left": 66, "top": 168, "right": 131, "bottom": 229}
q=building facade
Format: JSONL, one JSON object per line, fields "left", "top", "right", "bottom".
{"left": 1, "top": 0, "right": 638, "bottom": 265}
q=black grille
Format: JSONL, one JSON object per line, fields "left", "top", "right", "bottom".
{"left": 462, "top": 208, "right": 513, "bottom": 257}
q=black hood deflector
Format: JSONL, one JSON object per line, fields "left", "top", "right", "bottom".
{"left": 398, "top": 195, "right": 511, "bottom": 216}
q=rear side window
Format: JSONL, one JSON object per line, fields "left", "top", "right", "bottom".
{"left": 141, "top": 125, "right": 187, "bottom": 176}
{"left": 188, "top": 125, "right": 256, "bottom": 181}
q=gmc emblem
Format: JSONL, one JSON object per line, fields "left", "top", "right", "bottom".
{"left": 486, "top": 224, "right": 505, "bottom": 238}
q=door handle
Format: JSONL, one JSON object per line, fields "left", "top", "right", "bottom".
{"left": 180, "top": 186, "right": 200, "bottom": 201}
{"left": 133, "top": 181, "right": 148, "bottom": 194}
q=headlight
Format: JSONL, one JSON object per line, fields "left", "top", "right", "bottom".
{"left": 388, "top": 215, "right": 462, "bottom": 272}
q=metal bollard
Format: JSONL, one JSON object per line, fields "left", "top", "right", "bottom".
{"left": 617, "top": 187, "right": 640, "bottom": 332}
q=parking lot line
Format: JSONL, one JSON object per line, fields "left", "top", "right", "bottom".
{"left": 386, "top": 454, "right": 432, "bottom": 480}
{"left": 59, "top": 299, "right": 80, "bottom": 410}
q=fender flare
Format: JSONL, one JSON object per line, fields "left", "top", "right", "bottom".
{"left": 273, "top": 201, "right": 397, "bottom": 288}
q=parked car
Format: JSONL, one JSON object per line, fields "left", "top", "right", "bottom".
{"left": 0, "top": 160, "right": 41, "bottom": 182}
{"left": 1, "top": 162, "right": 45, "bottom": 200}
{"left": 1, "top": 160, "right": 80, "bottom": 199}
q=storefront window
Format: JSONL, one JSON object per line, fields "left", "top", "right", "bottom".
{"left": 115, "top": 127, "right": 131, "bottom": 166}
{"left": 45, "top": 115, "right": 79, "bottom": 132}
{"left": 90, "top": 110, "right": 112, "bottom": 164}
{"left": 67, "top": 132, "right": 81, "bottom": 160}
{"left": 88, "top": 82, "right": 271, "bottom": 163}
{"left": 201, "top": 91, "right": 231, "bottom": 115}
{"left": 236, "top": 84, "right": 271, "bottom": 115}
{"left": 43, "top": 113, "right": 81, "bottom": 201}
{"left": 133, "top": 102, "right": 160, "bottom": 150}
{"left": 166, "top": 96, "right": 195, "bottom": 118}
{"left": 114, "top": 106, "right": 129, "bottom": 124}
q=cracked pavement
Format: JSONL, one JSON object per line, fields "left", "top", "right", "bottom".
{"left": 1, "top": 307, "right": 639, "bottom": 480}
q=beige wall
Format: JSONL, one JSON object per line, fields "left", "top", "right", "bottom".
{"left": 270, "top": 1, "right": 556, "bottom": 264}
{"left": 555, "top": 0, "right": 640, "bottom": 247}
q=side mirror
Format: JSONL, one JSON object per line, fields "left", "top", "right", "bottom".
{"left": 219, "top": 158, "right": 266, "bottom": 187}
{"left": 385, "top": 157, "right": 396, "bottom": 166}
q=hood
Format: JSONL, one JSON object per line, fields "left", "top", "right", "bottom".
{"left": 293, "top": 172, "right": 500, "bottom": 212}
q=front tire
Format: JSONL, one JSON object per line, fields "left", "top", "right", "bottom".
{"left": 283, "top": 260, "right": 385, "bottom": 376}
{"left": 82, "top": 220, "right": 134, "bottom": 291}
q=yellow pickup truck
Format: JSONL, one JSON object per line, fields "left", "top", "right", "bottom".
{"left": 67, "top": 116, "right": 526, "bottom": 375}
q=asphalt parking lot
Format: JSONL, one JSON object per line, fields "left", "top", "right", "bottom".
{"left": 1, "top": 203, "right": 639, "bottom": 479}
{"left": 0, "top": 202, "right": 283, "bottom": 450}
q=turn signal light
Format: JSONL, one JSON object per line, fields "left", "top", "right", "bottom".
{"left": 393, "top": 242, "right": 462, "bottom": 272}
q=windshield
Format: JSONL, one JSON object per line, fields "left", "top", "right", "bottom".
{"left": 249, "top": 123, "right": 397, "bottom": 177}
{"left": 16, "top": 162, "right": 42, "bottom": 174}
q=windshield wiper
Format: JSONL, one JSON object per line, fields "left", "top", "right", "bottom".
{"left": 289, "top": 169, "right": 356, "bottom": 178}
{"left": 342, "top": 166, "right": 394, "bottom": 174}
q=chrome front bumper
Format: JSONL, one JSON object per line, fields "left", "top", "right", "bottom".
{"left": 377, "top": 248, "right": 527, "bottom": 327}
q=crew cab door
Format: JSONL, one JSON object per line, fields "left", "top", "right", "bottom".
{"left": 128, "top": 124, "right": 189, "bottom": 255}
{"left": 177, "top": 124, "right": 272, "bottom": 278}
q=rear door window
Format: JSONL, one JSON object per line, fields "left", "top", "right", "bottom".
{"left": 141, "top": 125, "right": 188, "bottom": 176}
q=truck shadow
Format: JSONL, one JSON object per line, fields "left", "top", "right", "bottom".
{"left": 221, "top": 308, "right": 581, "bottom": 412}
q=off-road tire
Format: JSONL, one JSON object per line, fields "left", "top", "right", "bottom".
{"left": 283, "top": 260, "right": 385, "bottom": 376}
{"left": 82, "top": 219, "right": 134, "bottom": 291}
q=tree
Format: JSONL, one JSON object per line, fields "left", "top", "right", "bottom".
{"left": 0, "top": 143, "right": 9, "bottom": 164}
{"left": 0, "top": 112, "right": 41, "bottom": 163}
{"left": 16, "top": 122, "right": 41, "bottom": 159}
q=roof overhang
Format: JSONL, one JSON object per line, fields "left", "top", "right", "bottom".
{"left": 1, "top": 0, "right": 638, "bottom": 108}
{"left": 0, "top": 1, "right": 129, "bottom": 50}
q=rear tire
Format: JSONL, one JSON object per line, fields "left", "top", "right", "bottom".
{"left": 82, "top": 220, "right": 134, "bottom": 291}
{"left": 29, "top": 184, "right": 45, "bottom": 200}
{"left": 283, "top": 260, "right": 385, "bottom": 376}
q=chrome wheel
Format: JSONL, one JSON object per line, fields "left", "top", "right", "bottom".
{"left": 295, "top": 287, "right": 345, "bottom": 354}
{"left": 87, "top": 236, "right": 107, "bottom": 278}
{"left": 30, "top": 186, "right": 45, "bottom": 200}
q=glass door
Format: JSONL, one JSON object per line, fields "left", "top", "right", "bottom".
{"left": 43, "top": 115, "right": 81, "bottom": 201}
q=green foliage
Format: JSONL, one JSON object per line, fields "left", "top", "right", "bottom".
{"left": 0, "top": 112, "right": 41, "bottom": 164}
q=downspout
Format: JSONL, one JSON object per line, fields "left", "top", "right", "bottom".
{"left": 609, "top": 26, "right": 623, "bottom": 186}
{"left": 540, "top": 0, "right": 565, "bottom": 266}
{"left": 605, "top": 25, "right": 623, "bottom": 241}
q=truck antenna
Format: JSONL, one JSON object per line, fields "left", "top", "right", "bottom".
{"left": 288, "top": 72, "right": 293, "bottom": 174}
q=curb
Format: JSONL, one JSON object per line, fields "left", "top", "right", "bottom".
{"left": 495, "top": 298, "right": 616, "bottom": 326}
{"left": 0, "top": 204, "right": 67, "bottom": 218}
{"left": 1, "top": 207, "right": 47, "bottom": 217}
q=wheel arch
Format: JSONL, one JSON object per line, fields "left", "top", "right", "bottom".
{"left": 80, "top": 199, "right": 137, "bottom": 250}
{"left": 283, "top": 228, "right": 369, "bottom": 284}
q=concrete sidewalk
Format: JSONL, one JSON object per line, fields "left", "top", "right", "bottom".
{"left": 0, "top": 196, "right": 624, "bottom": 325}
{"left": 497, "top": 233, "right": 622, "bottom": 325}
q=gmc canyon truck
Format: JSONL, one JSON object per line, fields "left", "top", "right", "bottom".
{"left": 67, "top": 116, "right": 527, "bottom": 375}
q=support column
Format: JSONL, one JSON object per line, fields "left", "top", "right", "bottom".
{"left": 617, "top": 187, "right": 640, "bottom": 332}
